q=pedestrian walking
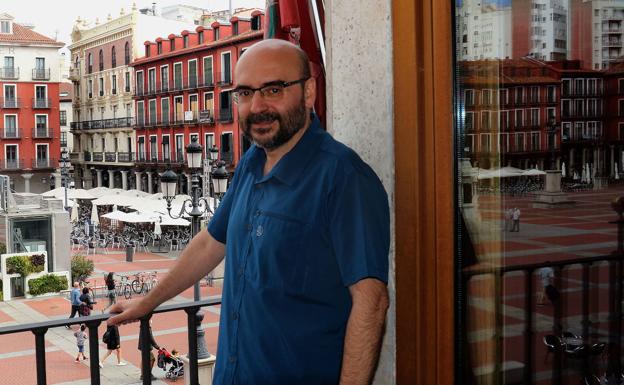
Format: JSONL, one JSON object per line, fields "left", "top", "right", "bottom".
{"left": 66, "top": 282, "right": 82, "bottom": 328}
{"left": 79, "top": 287, "right": 95, "bottom": 316}
{"left": 504, "top": 208, "right": 512, "bottom": 231}
{"left": 74, "top": 324, "right": 88, "bottom": 362}
{"left": 511, "top": 207, "right": 521, "bottom": 232}
{"left": 138, "top": 319, "right": 160, "bottom": 381}
{"left": 537, "top": 266, "right": 555, "bottom": 305}
{"left": 104, "top": 272, "right": 116, "bottom": 309}
{"left": 99, "top": 325, "right": 126, "bottom": 368}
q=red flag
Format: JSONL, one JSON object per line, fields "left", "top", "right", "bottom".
{"left": 264, "top": 0, "right": 326, "bottom": 128}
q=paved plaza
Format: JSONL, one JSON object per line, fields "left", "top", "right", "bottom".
{"left": 466, "top": 184, "right": 624, "bottom": 384}
{"left": 0, "top": 248, "right": 222, "bottom": 385}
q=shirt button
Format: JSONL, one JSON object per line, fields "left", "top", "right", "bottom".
{"left": 229, "top": 356, "right": 237, "bottom": 363}
{"left": 256, "top": 225, "right": 263, "bottom": 237}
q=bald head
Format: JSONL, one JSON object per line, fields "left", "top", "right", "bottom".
{"left": 236, "top": 39, "right": 311, "bottom": 81}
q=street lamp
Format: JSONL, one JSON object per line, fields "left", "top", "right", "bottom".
{"left": 160, "top": 136, "right": 229, "bottom": 359}
{"left": 547, "top": 116, "right": 558, "bottom": 171}
{"left": 60, "top": 149, "right": 70, "bottom": 211}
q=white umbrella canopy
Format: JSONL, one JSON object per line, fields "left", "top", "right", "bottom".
{"left": 121, "top": 189, "right": 151, "bottom": 198}
{"left": 91, "top": 204, "right": 100, "bottom": 225}
{"left": 102, "top": 210, "right": 158, "bottom": 223}
{"left": 41, "top": 187, "right": 64, "bottom": 198}
{"left": 522, "top": 168, "right": 546, "bottom": 176}
{"left": 69, "top": 189, "right": 95, "bottom": 200}
{"left": 158, "top": 215, "right": 190, "bottom": 226}
{"left": 477, "top": 167, "right": 525, "bottom": 180}
{"left": 88, "top": 187, "right": 114, "bottom": 198}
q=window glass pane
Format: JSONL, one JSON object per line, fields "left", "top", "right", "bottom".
{"left": 455, "top": 2, "right": 620, "bottom": 384}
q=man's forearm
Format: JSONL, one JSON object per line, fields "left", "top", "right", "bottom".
{"left": 139, "top": 230, "right": 225, "bottom": 310}
{"left": 340, "top": 279, "right": 389, "bottom": 385}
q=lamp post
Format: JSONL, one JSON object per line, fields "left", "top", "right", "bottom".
{"left": 160, "top": 136, "right": 229, "bottom": 359}
{"left": 60, "top": 149, "right": 70, "bottom": 212}
{"left": 547, "top": 116, "right": 558, "bottom": 170}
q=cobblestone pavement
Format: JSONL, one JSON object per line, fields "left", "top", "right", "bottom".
{"left": 0, "top": 248, "right": 222, "bottom": 385}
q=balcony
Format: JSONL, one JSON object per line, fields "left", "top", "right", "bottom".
{"left": 117, "top": 152, "right": 135, "bottom": 162}
{"left": 216, "top": 72, "right": 232, "bottom": 86}
{"left": 83, "top": 152, "right": 91, "bottom": 161}
{"left": 32, "top": 128, "right": 52, "bottom": 138}
{"left": 199, "top": 110, "right": 215, "bottom": 124}
{"left": 0, "top": 299, "right": 218, "bottom": 385}
{"left": 71, "top": 117, "right": 134, "bottom": 130}
{"left": 31, "top": 158, "right": 57, "bottom": 169}
{"left": 32, "top": 98, "right": 51, "bottom": 109}
{"left": 137, "top": 151, "right": 185, "bottom": 165}
{"left": 0, "top": 159, "right": 22, "bottom": 170}
{"left": 92, "top": 152, "right": 104, "bottom": 162}
{"left": 221, "top": 152, "right": 234, "bottom": 164}
{"left": 217, "top": 109, "right": 233, "bottom": 123}
{"left": 105, "top": 152, "right": 117, "bottom": 162}
{"left": 0, "top": 67, "right": 19, "bottom": 79}
{"left": 0, "top": 97, "right": 20, "bottom": 108}
{"left": 0, "top": 129, "right": 20, "bottom": 139}
{"left": 68, "top": 67, "right": 80, "bottom": 81}
{"left": 69, "top": 152, "right": 82, "bottom": 162}
{"left": 31, "top": 68, "right": 50, "bottom": 80}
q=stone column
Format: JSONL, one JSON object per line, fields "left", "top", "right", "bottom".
{"left": 108, "top": 170, "right": 115, "bottom": 188}
{"left": 83, "top": 167, "right": 93, "bottom": 189}
{"left": 53, "top": 172, "right": 62, "bottom": 189}
{"left": 22, "top": 173, "right": 33, "bottom": 193}
{"left": 611, "top": 145, "right": 615, "bottom": 177}
{"left": 135, "top": 171, "right": 142, "bottom": 192}
{"left": 147, "top": 172, "right": 153, "bottom": 194}
{"left": 121, "top": 170, "right": 129, "bottom": 190}
{"left": 569, "top": 148, "right": 575, "bottom": 170}
{"left": 96, "top": 169, "right": 103, "bottom": 187}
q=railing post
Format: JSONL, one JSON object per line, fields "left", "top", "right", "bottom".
{"left": 32, "top": 327, "right": 47, "bottom": 385}
{"left": 87, "top": 321, "right": 102, "bottom": 385}
{"left": 524, "top": 268, "right": 534, "bottom": 385}
{"left": 139, "top": 316, "right": 153, "bottom": 385}
{"left": 185, "top": 306, "right": 200, "bottom": 385}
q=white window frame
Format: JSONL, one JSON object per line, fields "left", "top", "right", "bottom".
{"left": 174, "top": 95, "right": 184, "bottom": 122}
{"left": 479, "top": 133, "right": 491, "bottom": 152}
{"left": 205, "top": 133, "right": 215, "bottom": 154}
{"left": 149, "top": 135, "right": 158, "bottom": 160}
{"left": 220, "top": 51, "right": 232, "bottom": 82}
{"left": 4, "top": 144, "right": 18, "bottom": 167}
{"left": 173, "top": 62, "right": 183, "bottom": 89}
{"left": 135, "top": 70, "right": 144, "bottom": 94}
{"left": 147, "top": 67, "right": 156, "bottom": 93}
{"left": 148, "top": 98, "right": 157, "bottom": 125}
{"left": 188, "top": 59, "right": 198, "bottom": 87}
{"left": 161, "top": 134, "right": 170, "bottom": 160}
{"left": 161, "top": 97, "right": 170, "bottom": 123}
{"left": 160, "top": 65, "right": 169, "bottom": 90}
{"left": 175, "top": 133, "right": 185, "bottom": 160}
{"left": 3, "top": 114, "right": 17, "bottom": 136}
{"left": 202, "top": 56, "right": 213, "bottom": 85}
{"left": 138, "top": 135, "right": 146, "bottom": 159}
{"left": 35, "top": 143, "right": 49, "bottom": 166}
{"left": 136, "top": 101, "right": 145, "bottom": 124}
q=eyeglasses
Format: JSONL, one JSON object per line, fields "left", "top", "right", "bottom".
{"left": 232, "top": 77, "right": 309, "bottom": 104}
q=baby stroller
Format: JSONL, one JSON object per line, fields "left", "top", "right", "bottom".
{"left": 157, "top": 347, "right": 184, "bottom": 380}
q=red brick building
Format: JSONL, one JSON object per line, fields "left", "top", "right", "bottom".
{"left": 0, "top": 14, "right": 64, "bottom": 193}
{"left": 131, "top": 11, "right": 264, "bottom": 193}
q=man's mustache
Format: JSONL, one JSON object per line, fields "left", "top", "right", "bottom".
{"left": 247, "top": 112, "right": 280, "bottom": 124}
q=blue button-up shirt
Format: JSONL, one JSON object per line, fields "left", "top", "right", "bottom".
{"left": 208, "top": 114, "right": 390, "bottom": 385}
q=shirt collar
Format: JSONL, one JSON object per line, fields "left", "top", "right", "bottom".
{"left": 250, "top": 113, "right": 325, "bottom": 186}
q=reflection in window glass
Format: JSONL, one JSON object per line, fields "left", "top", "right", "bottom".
{"left": 456, "top": 1, "right": 624, "bottom": 384}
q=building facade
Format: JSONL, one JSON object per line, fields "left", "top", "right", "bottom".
{"left": 0, "top": 13, "right": 64, "bottom": 194}
{"left": 131, "top": 11, "right": 264, "bottom": 194}
{"left": 68, "top": 6, "right": 195, "bottom": 190}
{"left": 59, "top": 82, "right": 73, "bottom": 153}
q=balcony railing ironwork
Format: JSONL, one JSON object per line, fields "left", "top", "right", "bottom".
{"left": 0, "top": 129, "right": 20, "bottom": 139}
{"left": 32, "top": 128, "right": 52, "bottom": 138}
{"left": 71, "top": 117, "right": 134, "bottom": 130}
{"left": 93, "top": 152, "right": 104, "bottom": 162}
{"left": 31, "top": 68, "right": 50, "bottom": 80}
{"left": 0, "top": 67, "right": 19, "bottom": 79}
{"left": 216, "top": 72, "right": 232, "bottom": 86}
{"left": 0, "top": 97, "right": 20, "bottom": 108}
{"left": 0, "top": 159, "right": 22, "bottom": 170}
{"left": 32, "top": 98, "right": 51, "bottom": 109}
{"left": 105, "top": 152, "right": 117, "bottom": 162}
{"left": 138, "top": 151, "right": 186, "bottom": 165}
{"left": 0, "top": 298, "right": 220, "bottom": 385}
{"left": 31, "top": 158, "right": 57, "bottom": 169}
{"left": 117, "top": 152, "right": 135, "bottom": 162}
{"left": 218, "top": 109, "right": 233, "bottom": 123}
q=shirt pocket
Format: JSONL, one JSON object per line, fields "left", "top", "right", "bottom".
{"left": 250, "top": 210, "right": 310, "bottom": 293}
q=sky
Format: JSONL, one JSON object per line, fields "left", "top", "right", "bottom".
{"left": 2, "top": 0, "right": 265, "bottom": 51}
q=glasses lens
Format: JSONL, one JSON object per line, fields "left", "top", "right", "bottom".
{"left": 261, "top": 85, "right": 284, "bottom": 99}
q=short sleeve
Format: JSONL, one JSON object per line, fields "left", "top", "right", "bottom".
{"left": 207, "top": 158, "right": 245, "bottom": 243}
{"left": 327, "top": 161, "right": 390, "bottom": 287}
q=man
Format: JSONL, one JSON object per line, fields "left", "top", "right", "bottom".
{"left": 511, "top": 207, "right": 521, "bottom": 232}
{"left": 109, "top": 39, "right": 390, "bottom": 385}
{"left": 66, "top": 282, "right": 82, "bottom": 328}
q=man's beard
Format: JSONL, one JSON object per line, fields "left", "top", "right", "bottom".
{"left": 240, "top": 98, "right": 307, "bottom": 151}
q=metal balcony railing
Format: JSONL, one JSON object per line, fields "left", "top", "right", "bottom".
{"left": 117, "top": 152, "right": 135, "bottom": 162}
{"left": 32, "top": 68, "right": 50, "bottom": 80}
{"left": 71, "top": 118, "right": 134, "bottom": 130}
{"left": 92, "top": 152, "right": 104, "bottom": 162}
{"left": 0, "top": 97, "right": 20, "bottom": 108}
{"left": 140, "top": 151, "right": 186, "bottom": 164}
{"left": 105, "top": 152, "right": 117, "bottom": 162}
{"left": 0, "top": 129, "right": 20, "bottom": 139}
{"left": 0, "top": 298, "right": 220, "bottom": 385}
{"left": 0, "top": 159, "right": 22, "bottom": 170}
{"left": 32, "top": 128, "right": 52, "bottom": 138}
{"left": 218, "top": 109, "right": 233, "bottom": 123}
{"left": 216, "top": 72, "right": 232, "bottom": 86}
{"left": 31, "top": 158, "right": 58, "bottom": 169}
{"left": 221, "top": 152, "right": 233, "bottom": 164}
{"left": 32, "top": 98, "right": 51, "bottom": 109}
{"left": 0, "top": 67, "right": 19, "bottom": 79}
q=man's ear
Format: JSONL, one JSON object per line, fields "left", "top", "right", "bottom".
{"left": 304, "top": 76, "right": 317, "bottom": 109}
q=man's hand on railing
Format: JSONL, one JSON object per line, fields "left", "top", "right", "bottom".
{"left": 107, "top": 298, "right": 153, "bottom": 326}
